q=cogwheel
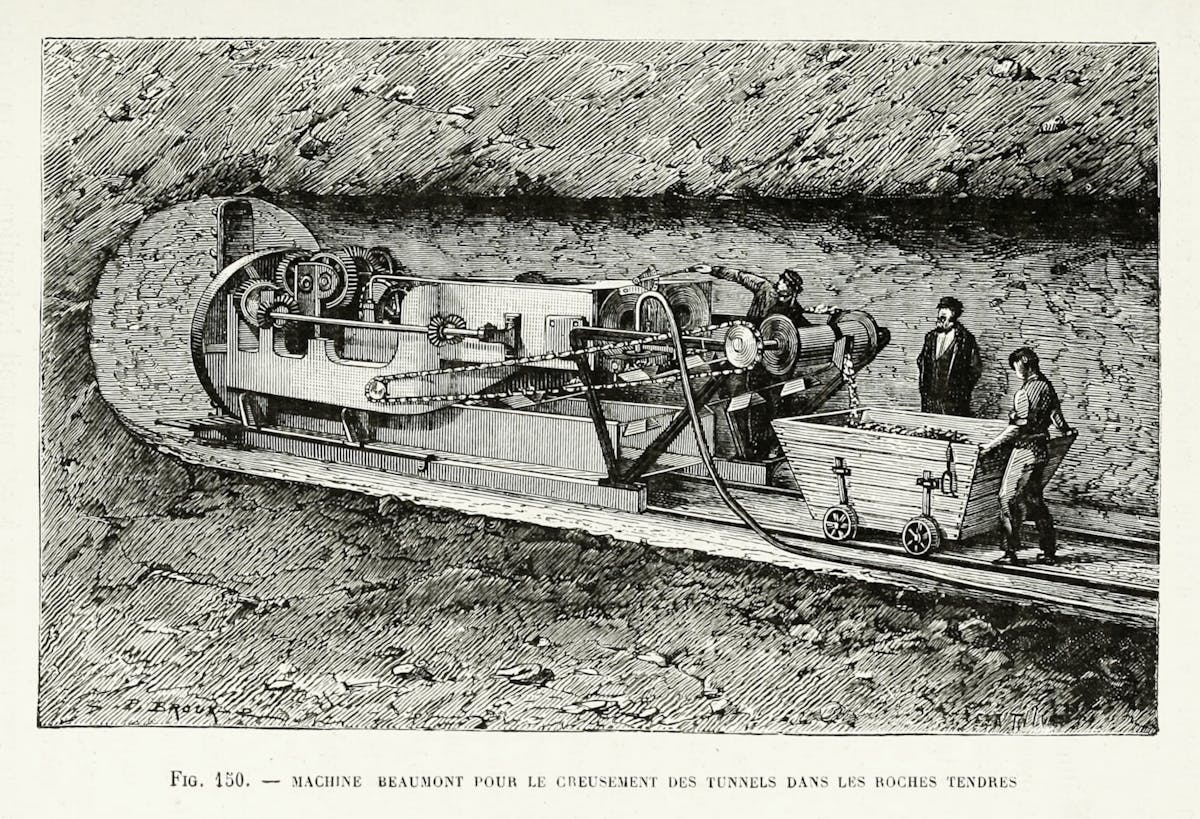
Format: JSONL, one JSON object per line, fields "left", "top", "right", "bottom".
{"left": 364, "top": 377, "right": 389, "bottom": 402}
{"left": 234, "top": 279, "right": 278, "bottom": 326}
{"left": 367, "top": 246, "right": 399, "bottom": 275}
{"left": 343, "top": 244, "right": 399, "bottom": 276}
{"left": 307, "top": 248, "right": 366, "bottom": 309}
{"left": 272, "top": 249, "right": 312, "bottom": 295}
{"left": 376, "top": 282, "right": 410, "bottom": 324}
{"left": 426, "top": 313, "right": 468, "bottom": 347}
{"left": 255, "top": 291, "right": 300, "bottom": 330}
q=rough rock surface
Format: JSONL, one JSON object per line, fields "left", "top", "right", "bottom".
{"left": 45, "top": 40, "right": 1156, "bottom": 201}
{"left": 41, "top": 39, "right": 1159, "bottom": 731}
{"left": 40, "top": 479, "right": 1157, "bottom": 731}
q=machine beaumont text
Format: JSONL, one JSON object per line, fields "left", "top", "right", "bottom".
{"left": 170, "top": 771, "right": 1018, "bottom": 790}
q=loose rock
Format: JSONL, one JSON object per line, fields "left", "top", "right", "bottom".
{"left": 103, "top": 102, "right": 132, "bottom": 122}
{"left": 392, "top": 663, "right": 433, "bottom": 681}
{"left": 563, "top": 698, "right": 612, "bottom": 714}
{"left": 636, "top": 651, "right": 671, "bottom": 667}
{"left": 990, "top": 58, "right": 1021, "bottom": 79}
{"left": 497, "top": 663, "right": 555, "bottom": 686}
{"left": 958, "top": 618, "right": 997, "bottom": 646}
{"left": 386, "top": 84, "right": 416, "bottom": 103}
{"left": 632, "top": 705, "right": 660, "bottom": 720}
{"left": 1040, "top": 116, "right": 1068, "bottom": 134}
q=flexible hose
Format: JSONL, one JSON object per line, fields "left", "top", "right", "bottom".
{"left": 637, "top": 290, "right": 825, "bottom": 557}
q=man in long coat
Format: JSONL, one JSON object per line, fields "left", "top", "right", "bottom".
{"left": 916, "top": 296, "right": 983, "bottom": 417}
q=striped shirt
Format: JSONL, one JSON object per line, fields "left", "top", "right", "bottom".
{"left": 1010, "top": 372, "right": 1070, "bottom": 456}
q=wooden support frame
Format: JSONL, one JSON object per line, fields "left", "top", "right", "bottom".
{"left": 573, "top": 354, "right": 623, "bottom": 482}
{"left": 617, "top": 377, "right": 722, "bottom": 483}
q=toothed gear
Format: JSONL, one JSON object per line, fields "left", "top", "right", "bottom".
{"left": 234, "top": 279, "right": 278, "bottom": 326}
{"left": 306, "top": 249, "right": 365, "bottom": 309}
{"left": 376, "top": 283, "right": 409, "bottom": 324}
{"left": 342, "top": 245, "right": 371, "bottom": 262}
{"left": 367, "top": 246, "right": 397, "bottom": 275}
{"left": 426, "top": 313, "right": 467, "bottom": 347}
{"left": 365, "top": 377, "right": 389, "bottom": 402}
{"left": 272, "top": 249, "right": 312, "bottom": 293}
{"left": 255, "top": 292, "right": 299, "bottom": 329}
{"left": 341, "top": 244, "right": 397, "bottom": 276}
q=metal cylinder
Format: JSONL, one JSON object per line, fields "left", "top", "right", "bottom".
{"left": 834, "top": 310, "right": 883, "bottom": 367}
{"left": 794, "top": 323, "right": 839, "bottom": 369}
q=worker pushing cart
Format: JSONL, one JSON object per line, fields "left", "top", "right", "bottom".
{"left": 980, "top": 347, "right": 1077, "bottom": 566}
{"left": 773, "top": 344, "right": 1077, "bottom": 562}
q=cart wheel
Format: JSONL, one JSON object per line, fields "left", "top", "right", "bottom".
{"left": 822, "top": 505, "right": 858, "bottom": 542}
{"left": 901, "top": 516, "right": 941, "bottom": 557}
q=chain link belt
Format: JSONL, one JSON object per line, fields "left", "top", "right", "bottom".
{"left": 363, "top": 321, "right": 748, "bottom": 406}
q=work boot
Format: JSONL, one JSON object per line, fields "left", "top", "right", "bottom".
{"left": 991, "top": 552, "right": 1022, "bottom": 566}
{"left": 1034, "top": 553, "right": 1059, "bottom": 566}
{"left": 1035, "top": 516, "right": 1057, "bottom": 556}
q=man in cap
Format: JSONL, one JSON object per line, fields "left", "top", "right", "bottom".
{"left": 684, "top": 265, "right": 836, "bottom": 459}
{"left": 687, "top": 265, "right": 832, "bottom": 326}
{"left": 981, "top": 347, "right": 1076, "bottom": 566}
{"left": 916, "top": 295, "right": 983, "bottom": 416}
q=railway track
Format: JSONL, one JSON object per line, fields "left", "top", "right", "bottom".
{"left": 647, "top": 474, "right": 1158, "bottom": 626}
{"left": 650, "top": 502, "right": 1157, "bottom": 601}
{"left": 139, "top": 392, "right": 1165, "bottom": 628}
{"left": 149, "top": 425, "right": 1158, "bottom": 629}
{"left": 676, "top": 475, "right": 1161, "bottom": 549}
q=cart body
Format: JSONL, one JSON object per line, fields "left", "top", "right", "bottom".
{"left": 773, "top": 407, "right": 1075, "bottom": 550}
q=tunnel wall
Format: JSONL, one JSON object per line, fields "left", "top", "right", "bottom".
{"left": 44, "top": 40, "right": 1159, "bottom": 563}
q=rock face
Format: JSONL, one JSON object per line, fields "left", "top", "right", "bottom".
{"left": 41, "top": 39, "right": 1159, "bottom": 732}
{"left": 89, "top": 198, "right": 317, "bottom": 436}
{"left": 44, "top": 40, "right": 1157, "bottom": 201}
{"left": 36, "top": 481, "right": 1159, "bottom": 731}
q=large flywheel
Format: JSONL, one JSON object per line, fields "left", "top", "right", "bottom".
{"left": 190, "top": 247, "right": 306, "bottom": 416}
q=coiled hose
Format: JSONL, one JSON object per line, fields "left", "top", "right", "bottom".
{"left": 636, "top": 290, "right": 821, "bottom": 557}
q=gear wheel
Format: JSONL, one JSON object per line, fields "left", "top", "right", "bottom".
{"left": 376, "top": 283, "right": 409, "bottom": 324}
{"left": 369, "top": 246, "right": 399, "bottom": 275}
{"left": 272, "top": 250, "right": 312, "bottom": 295}
{"left": 234, "top": 279, "right": 278, "bottom": 326}
{"left": 254, "top": 291, "right": 300, "bottom": 330}
{"left": 343, "top": 244, "right": 399, "bottom": 276}
{"left": 426, "top": 313, "right": 468, "bottom": 347}
{"left": 306, "top": 249, "right": 365, "bottom": 309}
